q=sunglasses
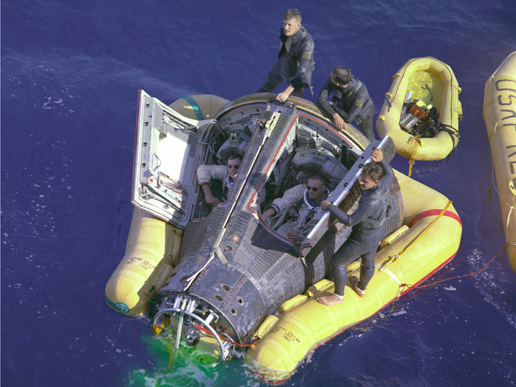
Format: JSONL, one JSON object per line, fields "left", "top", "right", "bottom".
{"left": 306, "top": 186, "right": 321, "bottom": 192}
{"left": 227, "top": 164, "right": 240, "bottom": 170}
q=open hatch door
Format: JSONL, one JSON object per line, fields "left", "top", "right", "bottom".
{"left": 132, "top": 90, "right": 216, "bottom": 229}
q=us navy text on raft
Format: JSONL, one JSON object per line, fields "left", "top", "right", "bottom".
{"left": 496, "top": 79, "right": 516, "bottom": 174}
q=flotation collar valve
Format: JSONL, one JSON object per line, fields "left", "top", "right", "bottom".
{"left": 151, "top": 294, "right": 231, "bottom": 361}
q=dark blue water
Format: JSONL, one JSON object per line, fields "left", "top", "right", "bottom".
{"left": 2, "top": 1, "right": 516, "bottom": 386}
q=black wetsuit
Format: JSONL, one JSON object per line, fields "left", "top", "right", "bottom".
{"left": 317, "top": 76, "right": 375, "bottom": 141}
{"left": 326, "top": 159, "right": 394, "bottom": 296}
{"left": 258, "top": 26, "right": 315, "bottom": 98}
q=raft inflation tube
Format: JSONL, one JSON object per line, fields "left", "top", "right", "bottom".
{"left": 245, "top": 171, "right": 462, "bottom": 383}
{"left": 105, "top": 208, "right": 183, "bottom": 315}
{"left": 168, "top": 94, "right": 230, "bottom": 121}
{"left": 376, "top": 57, "right": 462, "bottom": 173}
{"left": 483, "top": 51, "right": 516, "bottom": 273}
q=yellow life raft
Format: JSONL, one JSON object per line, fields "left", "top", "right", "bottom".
{"left": 483, "top": 51, "right": 516, "bottom": 273}
{"left": 377, "top": 57, "right": 463, "bottom": 173}
{"left": 245, "top": 170, "right": 462, "bottom": 383}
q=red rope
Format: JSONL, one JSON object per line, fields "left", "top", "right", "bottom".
{"left": 400, "top": 243, "right": 507, "bottom": 291}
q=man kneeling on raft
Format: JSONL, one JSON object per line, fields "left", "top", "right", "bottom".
{"left": 317, "top": 149, "right": 393, "bottom": 306}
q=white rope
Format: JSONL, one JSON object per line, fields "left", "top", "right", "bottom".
{"left": 506, "top": 206, "right": 516, "bottom": 246}
{"left": 375, "top": 263, "right": 403, "bottom": 298}
{"left": 183, "top": 253, "right": 216, "bottom": 291}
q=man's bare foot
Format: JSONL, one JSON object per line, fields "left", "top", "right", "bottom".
{"left": 350, "top": 275, "right": 365, "bottom": 297}
{"left": 317, "top": 293, "right": 344, "bottom": 306}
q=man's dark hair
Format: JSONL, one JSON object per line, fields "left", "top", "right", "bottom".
{"left": 308, "top": 173, "right": 327, "bottom": 187}
{"left": 361, "top": 163, "right": 384, "bottom": 183}
{"left": 283, "top": 9, "right": 302, "bottom": 23}
{"left": 228, "top": 154, "right": 242, "bottom": 162}
{"left": 330, "top": 67, "right": 352, "bottom": 86}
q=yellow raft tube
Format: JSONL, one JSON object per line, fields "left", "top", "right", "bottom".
{"left": 105, "top": 208, "right": 183, "bottom": 315}
{"left": 376, "top": 57, "right": 463, "bottom": 168}
{"left": 245, "top": 170, "right": 462, "bottom": 383}
{"left": 483, "top": 51, "right": 516, "bottom": 273}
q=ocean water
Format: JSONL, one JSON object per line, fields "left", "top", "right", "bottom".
{"left": 2, "top": 0, "right": 516, "bottom": 386}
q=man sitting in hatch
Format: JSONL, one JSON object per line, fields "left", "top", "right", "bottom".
{"left": 260, "top": 173, "right": 329, "bottom": 243}
{"left": 197, "top": 154, "right": 242, "bottom": 207}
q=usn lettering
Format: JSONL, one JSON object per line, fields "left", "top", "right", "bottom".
{"left": 496, "top": 79, "right": 516, "bottom": 176}
{"left": 496, "top": 78, "right": 516, "bottom": 130}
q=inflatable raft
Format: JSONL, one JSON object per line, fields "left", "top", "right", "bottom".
{"left": 245, "top": 170, "right": 462, "bottom": 383}
{"left": 105, "top": 90, "right": 461, "bottom": 384}
{"left": 483, "top": 51, "right": 516, "bottom": 273}
{"left": 377, "top": 57, "right": 463, "bottom": 173}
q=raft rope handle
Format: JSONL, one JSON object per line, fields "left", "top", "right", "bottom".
{"left": 380, "top": 200, "right": 453, "bottom": 269}
{"left": 386, "top": 73, "right": 403, "bottom": 113}
{"left": 374, "top": 263, "right": 402, "bottom": 299}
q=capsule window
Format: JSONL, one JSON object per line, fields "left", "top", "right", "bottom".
{"left": 214, "top": 294, "right": 223, "bottom": 302}
{"left": 221, "top": 284, "right": 231, "bottom": 292}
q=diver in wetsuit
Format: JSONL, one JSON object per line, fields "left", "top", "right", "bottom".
{"left": 317, "top": 67, "right": 375, "bottom": 141}
{"left": 197, "top": 154, "right": 242, "bottom": 206}
{"left": 257, "top": 9, "right": 315, "bottom": 102}
{"left": 317, "top": 149, "right": 393, "bottom": 306}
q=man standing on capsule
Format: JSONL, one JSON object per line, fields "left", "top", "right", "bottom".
{"left": 317, "top": 149, "right": 393, "bottom": 306}
{"left": 257, "top": 9, "right": 315, "bottom": 102}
